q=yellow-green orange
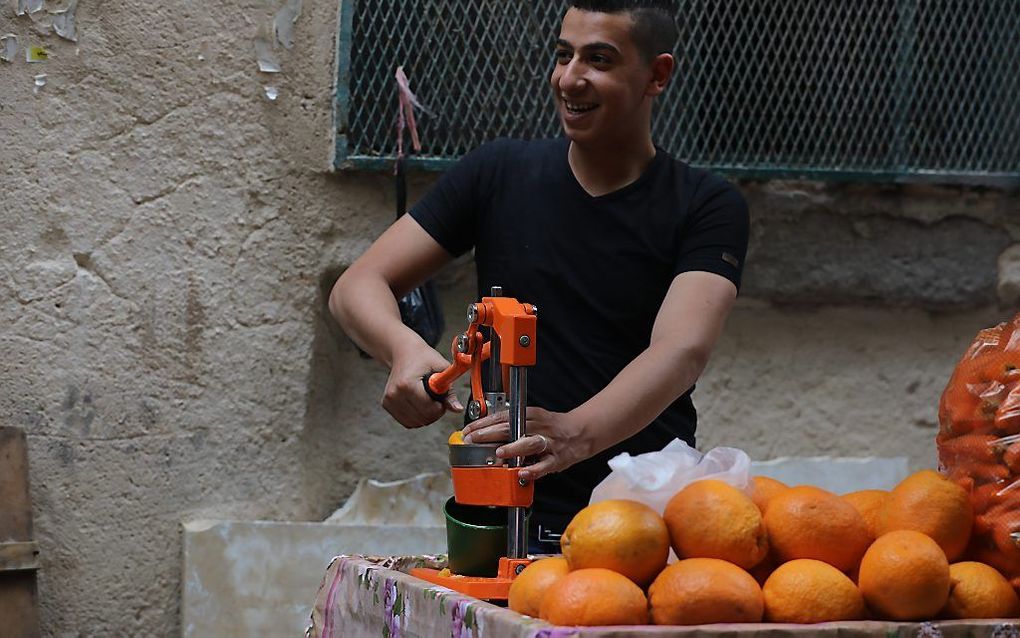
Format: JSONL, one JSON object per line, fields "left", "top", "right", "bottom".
{"left": 881, "top": 469, "right": 973, "bottom": 561}
{"left": 648, "top": 558, "right": 763, "bottom": 625}
{"left": 859, "top": 530, "right": 950, "bottom": 621}
{"left": 941, "top": 561, "right": 1020, "bottom": 619}
{"left": 842, "top": 489, "right": 890, "bottom": 541}
{"left": 750, "top": 475, "right": 790, "bottom": 513}
{"left": 763, "top": 559, "right": 865, "bottom": 623}
{"left": 508, "top": 557, "right": 569, "bottom": 618}
{"left": 539, "top": 568, "right": 648, "bottom": 626}
{"left": 664, "top": 479, "right": 769, "bottom": 569}
{"left": 560, "top": 499, "right": 670, "bottom": 586}
{"left": 764, "top": 486, "right": 871, "bottom": 572}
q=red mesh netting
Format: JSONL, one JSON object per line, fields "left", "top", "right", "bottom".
{"left": 938, "top": 315, "right": 1020, "bottom": 591}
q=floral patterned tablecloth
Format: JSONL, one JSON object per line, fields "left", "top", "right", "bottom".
{"left": 307, "top": 554, "right": 1020, "bottom": 638}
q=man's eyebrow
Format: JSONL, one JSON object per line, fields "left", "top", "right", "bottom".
{"left": 555, "top": 39, "right": 620, "bottom": 54}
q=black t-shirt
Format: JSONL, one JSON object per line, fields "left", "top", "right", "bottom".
{"left": 410, "top": 137, "right": 749, "bottom": 542}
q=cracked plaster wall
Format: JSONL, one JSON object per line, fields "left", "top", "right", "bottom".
{"left": 0, "top": 0, "right": 1018, "bottom": 635}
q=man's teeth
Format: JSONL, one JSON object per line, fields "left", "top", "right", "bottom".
{"left": 565, "top": 102, "right": 597, "bottom": 113}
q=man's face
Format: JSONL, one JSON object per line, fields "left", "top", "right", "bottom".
{"left": 550, "top": 8, "right": 656, "bottom": 147}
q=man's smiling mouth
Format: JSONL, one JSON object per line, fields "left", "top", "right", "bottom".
{"left": 564, "top": 102, "right": 598, "bottom": 114}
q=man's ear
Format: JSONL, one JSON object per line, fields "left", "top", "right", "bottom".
{"left": 645, "top": 53, "right": 675, "bottom": 97}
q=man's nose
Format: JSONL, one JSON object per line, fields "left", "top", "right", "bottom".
{"left": 557, "top": 58, "right": 585, "bottom": 93}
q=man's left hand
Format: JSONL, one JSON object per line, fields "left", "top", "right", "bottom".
{"left": 461, "top": 407, "right": 591, "bottom": 482}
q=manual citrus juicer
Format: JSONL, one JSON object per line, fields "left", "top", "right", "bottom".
{"left": 410, "top": 287, "right": 537, "bottom": 600}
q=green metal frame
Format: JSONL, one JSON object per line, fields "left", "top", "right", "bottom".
{"left": 334, "top": 155, "right": 1018, "bottom": 188}
{"left": 332, "top": 0, "right": 1019, "bottom": 188}
{"left": 332, "top": 0, "right": 355, "bottom": 169}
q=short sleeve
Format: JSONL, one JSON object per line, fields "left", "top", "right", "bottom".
{"left": 408, "top": 140, "right": 505, "bottom": 258}
{"left": 673, "top": 175, "right": 750, "bottom": 290}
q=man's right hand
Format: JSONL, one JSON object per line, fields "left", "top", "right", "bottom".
{"left": 383, "top": 345, "right": 464, "bottom": 428}
{"left": 328, "top": 214, "right": 460, "bottom": 428}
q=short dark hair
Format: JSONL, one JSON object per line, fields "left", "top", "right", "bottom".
{"left": 567, "top": 0, "right": 678, "bottom": 61}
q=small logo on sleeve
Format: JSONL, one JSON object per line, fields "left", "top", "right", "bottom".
{"left": 721, "top": 252, "right": 740, "bottom": 268}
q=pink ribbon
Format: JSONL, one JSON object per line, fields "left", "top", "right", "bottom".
{"left": 395, "top": 65, "right": 424, "bottom": 167}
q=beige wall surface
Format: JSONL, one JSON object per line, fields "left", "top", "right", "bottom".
{"left": 0, "top": 1, "right": 1018, "bottom": 635}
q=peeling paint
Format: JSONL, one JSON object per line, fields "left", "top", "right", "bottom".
{"left": 273, "top": 0, "right": 301, "bottom": 50}
{"left": 254, "top": 0, "right": 301, "bottom": 74}
{"left": 16, "top": 0, "right": 44, "bottom": 16}
{"left": 33, "top": 20, "right": 54, "bottom": 37}
{"left": 253, "top": 24, "right": 280, "bottom": 73}
{"left": 0, "top": 34, "right": 17, "bottom": 62}
{"left": 24, "top": 6, "right": 54, "bottom": 35}
{"left": 51, "top": 0, "right": 78, "bottom": 42}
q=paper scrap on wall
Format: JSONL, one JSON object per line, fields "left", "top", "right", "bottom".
{"left": 273, "top": 0, "right": 301, "bottom": 50}
{"left": 254, "top": 24, "right": 281, "bottom": 73}
{"left": 51, "top": 0, "right": 78, "bottom": 42}
{"left": 0, "top": 34, "right": 18, "bottom": 63}
{"left": 34, "top": 74, "right": 47, "bottom": 93}
{"left": 25, "top": 45, "right": 48, "bottom": 62}
{"left": 16, "top": 0, "right": 44, "bottom": 16}
{"left": 264, "top": 86, "right": 279, "bottom": 101}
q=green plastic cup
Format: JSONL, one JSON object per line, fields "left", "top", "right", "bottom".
{"left": 444, "top": 497, "right": 530, "bottom": 577}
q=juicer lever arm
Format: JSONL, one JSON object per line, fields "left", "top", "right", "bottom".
{"left": 422, "top": 335, "right": 490, "bottom": 403}
{"left": 422, "top": 296, "right": 536, "bottom": 419}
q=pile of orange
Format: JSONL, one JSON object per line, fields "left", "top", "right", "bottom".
{"left": 506, "top": 469, "right": 1020, "bottom": 627}
{"left": 509, "top": 498, "right": 666, "bottom": 625}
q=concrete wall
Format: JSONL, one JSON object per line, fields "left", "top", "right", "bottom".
{"left": 0, "top": 0, "right": 1017, "bottom": 635}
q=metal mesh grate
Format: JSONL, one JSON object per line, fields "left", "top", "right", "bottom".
{"left": 334, "top": 0, "right": 1020, "bottom": 184}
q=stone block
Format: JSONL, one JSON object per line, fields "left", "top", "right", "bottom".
{"left": 742, "top": 207, "right": 1011, "bottom": 308}
{"left": 181, "top": 520, "right": 446, "bottom": 637}
{"left": 996, "top": 243, "right": 1020, "bottom": 308}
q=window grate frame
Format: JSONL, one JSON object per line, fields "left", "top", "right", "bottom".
{"left": 332, "top": 0, "right": 1020, "bottom": 187}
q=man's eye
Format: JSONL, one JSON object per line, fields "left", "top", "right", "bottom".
{"left": 554, "top": 50, "right": 572, "bottom": 63}
{"left": 590, "top": 54, "right": 610, "bottom": 65}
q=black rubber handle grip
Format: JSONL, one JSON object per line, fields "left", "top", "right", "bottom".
{"left": 421, "top": 374, "right": 447, "bottom": 403}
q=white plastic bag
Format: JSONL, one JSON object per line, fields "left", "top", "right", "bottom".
{"left": 589, "top": 439, "right": 752, "bottom": 515}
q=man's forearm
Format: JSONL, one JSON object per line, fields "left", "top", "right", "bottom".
{"left": 329, "top": 269, "right": 427, "bottom": 367}
{"left": 569, "top": 272, "right": 736, "bottom": 458}
{"left": 570, "top": 339, "right": 710, "bottom": 458}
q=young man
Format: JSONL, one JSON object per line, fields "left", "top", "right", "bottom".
{"left": 330, "top": 0, "right": 748, "bottom": 552}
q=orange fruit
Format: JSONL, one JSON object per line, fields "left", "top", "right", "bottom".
{"left": 941, "top": 561, "right": 1020, "bottom": 619}
{"left": 448, "top": 430, "right": 465, "bottom": 445}
{"left": 859, "top": 530, "right": 951, "bottom": 620}
{"left": 842, "top": 489, "right": 891, "bottom": 541}
{"left": 560, "top": 499, "right": 669, "bottom": 586}
{"left": 750, "top": 475, "right": 790, "bottom": 513}
{"left": 881, "top": 469, "right": 973, "bottom": 561}
{"left": 648, "top": 557, "right": 763, "bottom": 625}
{"left": 539, "top": 568, "right": 648, "bottom": 626}
{"left": 764, "top": 486, "right": 871, "bottom": 573}
{"left": 663, "top": 479, "right": 769, "bottom": 569}
{"left": 508, "top": 557, "right": 569, "bottom": 618}
{"left": 762, "top": 559, "right": 866, "bottom": 623}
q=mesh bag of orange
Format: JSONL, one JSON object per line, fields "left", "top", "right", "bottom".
{"left": 938, "top": 313, "right": 1020, "bottom": 589}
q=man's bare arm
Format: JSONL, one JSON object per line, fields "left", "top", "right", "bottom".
{"left": 329, "top": 215, "right": 462, "bottom": 427}
{"left": 570, "top": 270, "right": 737, "bottom": 456}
